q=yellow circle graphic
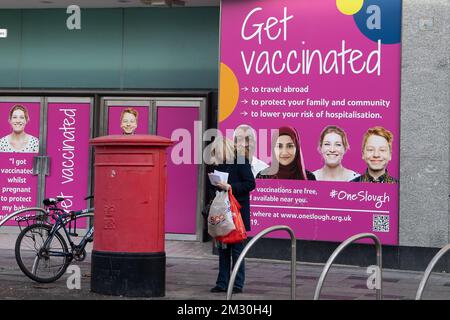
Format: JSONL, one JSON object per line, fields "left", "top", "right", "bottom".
{"left": 336, "top": 0, "right": 364, "bottom": 15}
{"left": 219, "top": 63, "right": 240, "bottom": 123}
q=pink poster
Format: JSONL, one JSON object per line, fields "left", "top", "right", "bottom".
{"left": 45, "top": 102, "right": 91, "bottom": 225}
{"left": 0, "top": 102, "right": 40, "bottom": 225}
{"left": 157, "top": 107, "right": 199, "bottom": 235}
{"left": 108, "top": 106, "right": 149, "bottom": 135}
{"left": 219, "top": 0, "right": 401, "bottom": 244}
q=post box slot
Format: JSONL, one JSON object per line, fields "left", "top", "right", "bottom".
{"left": 95, "top": 154, "right": 155, "bottom": 167}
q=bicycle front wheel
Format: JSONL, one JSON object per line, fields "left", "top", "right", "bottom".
{"left": 15, "top": 224, "right": 70, "bottom": 283}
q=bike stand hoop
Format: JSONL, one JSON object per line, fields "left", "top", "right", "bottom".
{"left": 226, "top": 225, "right": 297, "bottom": 300}
{"left": 314, "top": 233, "right": 383, "bottom": 300}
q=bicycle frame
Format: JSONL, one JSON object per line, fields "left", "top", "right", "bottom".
{"left": 42, "top": 208, "right": 94, "bottom": 259}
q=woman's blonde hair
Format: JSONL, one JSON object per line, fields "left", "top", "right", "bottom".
{"left": 209, "top": 136, "right": 235, "bottom": 165}
{"left": 319, "top": 125, "right": 349, "bottom": 150}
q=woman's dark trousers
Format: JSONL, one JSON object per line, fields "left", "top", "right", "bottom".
{"left": 216, "top": 241, "right": 245, "bottom": 290}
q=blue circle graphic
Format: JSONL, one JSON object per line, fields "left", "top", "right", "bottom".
{"left": 353, "top": 0, "right": 402, "bottom": 44}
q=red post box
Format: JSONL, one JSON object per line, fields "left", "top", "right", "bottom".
{"left": 90, "top": 135, "right": 172, "bottom": 297}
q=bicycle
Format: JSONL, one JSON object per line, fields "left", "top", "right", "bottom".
{"left": 14, "top": 196, "right": 94, "bottom": 283}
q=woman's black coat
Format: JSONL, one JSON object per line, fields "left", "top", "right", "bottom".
{"left": 207, "top": 159, "right": 256, "bottom": 231}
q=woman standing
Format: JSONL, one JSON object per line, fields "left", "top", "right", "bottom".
{"left": 206, "top": 136, "right": 255, "bottom": 294}
{"left": 257, "top": 126, "right": 315, "bottom": 180}
{"left": 0, "top": 105, "right": 39, "bottom": 153}
{"left": 312, "top": 125, "right": 359, "bottom": 181}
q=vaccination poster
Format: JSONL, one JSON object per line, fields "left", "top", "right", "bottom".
{"left": 219, "top": 0, "right": 402, "bottom": 244}
{"left": 0, "top": 102, "right": 40, "bottom": 225}
{"left": 45, "top": 102, "right": 91, "bottom": 227}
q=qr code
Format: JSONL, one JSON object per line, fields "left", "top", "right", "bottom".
{"left": 373, "top": 215, "right": 390, "bottom": 232}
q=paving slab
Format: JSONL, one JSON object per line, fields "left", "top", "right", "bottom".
{"left": 0, "top": 236, "right": 449, "bottom": 300}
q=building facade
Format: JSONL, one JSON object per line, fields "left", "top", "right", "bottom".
{"left": 0, "top": 0, "right": 448, "bottom": 271}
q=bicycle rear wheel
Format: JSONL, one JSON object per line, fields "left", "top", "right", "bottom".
{"left": 15, "top": 224, "right": 70, "bottom": 283}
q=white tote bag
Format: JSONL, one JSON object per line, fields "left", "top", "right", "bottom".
{"left": 207, "top": 191, "right": 236, "bottom": 237}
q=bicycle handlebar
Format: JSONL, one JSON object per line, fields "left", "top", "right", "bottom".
{"left": 44, "top": 195, "right": 94, "bottom": 207}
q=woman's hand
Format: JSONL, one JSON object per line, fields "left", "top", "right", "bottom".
{"left": 216, "top": 182, "right": 231, "bottom": 191}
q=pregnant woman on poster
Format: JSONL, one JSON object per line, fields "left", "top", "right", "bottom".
{"left": 257, "top": 126, "right": 315, "bottom": 180}
{"left": 312, "top": 125, "right": 359, "bottom": 181}
{"left": 0, "top": 105, "right": 39, "bottom": 153}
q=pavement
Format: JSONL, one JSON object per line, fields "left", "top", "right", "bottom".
{"left": 0, "top": 233, "right": 450, "bottom": 300}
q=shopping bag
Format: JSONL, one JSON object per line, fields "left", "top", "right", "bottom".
{"left": 207, "top": 190, "right": 236, "bottom": 237}
{"left": 216, "top": 189, "right": 247, "bottom": 244}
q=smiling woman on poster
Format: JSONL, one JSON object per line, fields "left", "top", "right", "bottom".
{"left": 0, "top": 105, "right": 39, "bottom": 153}
{"left": 257, "top": 126, "right": 315, "bottom": 180}
{"left": 313, "top": 125, "right": 360, "bottom": 181}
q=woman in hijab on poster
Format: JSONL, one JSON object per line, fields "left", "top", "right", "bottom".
{"left": 313, "top": 125, "right": 360, "bottom": 181}
{"left": 0, "top": 104, "right": 39, "bottom": 153}
{"left": 206, "top": 136, "right": 255, "bottom": 294}
{"left": 257, "top": 126, "right": 315, "bottom": 180}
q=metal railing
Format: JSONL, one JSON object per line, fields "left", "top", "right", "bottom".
{"left": 0, "top": 207, "right": 47, "bottom": 228}
{"left": 314, "top": 233, "right": 383, "bottom": 300}
{"left": 226, "top": 225, "right": 297, "bottom": 300}
{"left": 415, "top": 243, "right": 450, "bottom": 300}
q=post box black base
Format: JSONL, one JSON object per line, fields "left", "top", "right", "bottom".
{"left": 91, "top": 250, "right": 165, "bottom": 297}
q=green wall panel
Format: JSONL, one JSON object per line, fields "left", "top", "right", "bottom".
{"left": 123, "top": 8, "right": 219, "bottom": 89}
{"left": 0, "top": 7, "right": 220, "bottom": 89}
{"left": 0, "top": 10, "right": 21, "bottom": 87}
{"left": 20, "top": 9, "right": 123, "bottom": 88}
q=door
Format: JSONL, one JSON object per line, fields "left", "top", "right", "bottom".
{"left": 155, "top": 99, "right": 205, "bottom": 240}
{"left": 99, "top": 96, "right": 206, "bottom": 241}
{"left": 44, "top": 97, "right": 93, "bottom": 226}
{"left": 0, "top": 97, "right": 93, "bottom": 229}
{"left": 100, "top": 98, "right": 152, "bottom": 135}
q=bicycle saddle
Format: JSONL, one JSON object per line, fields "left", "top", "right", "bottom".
{"left": 43, "top": 196, "right": 65, "bottom": 206}
{"left": 43, "top": 198, "right": 58, "bottom": 206}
